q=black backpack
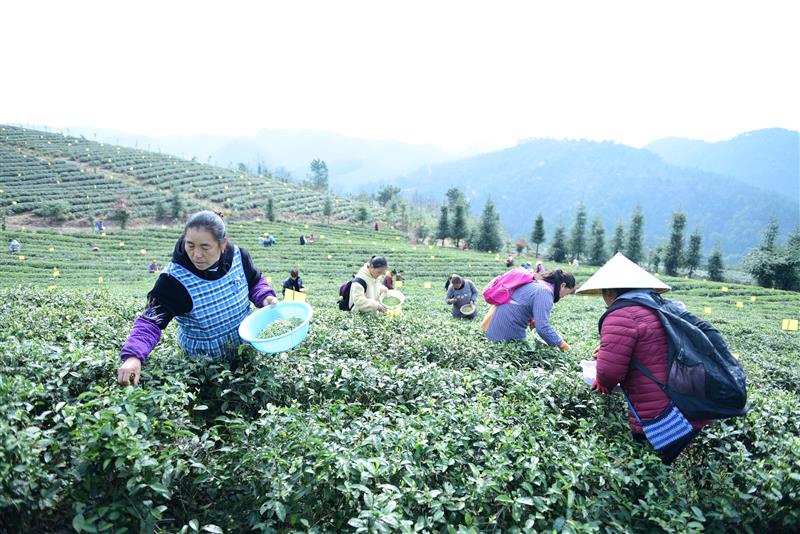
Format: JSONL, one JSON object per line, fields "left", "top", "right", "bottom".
{"left": 599, "top": 291, "right": 747, "bottom": 420}
{"left": 338, "top": 277, "right": 367, "bottom": 311}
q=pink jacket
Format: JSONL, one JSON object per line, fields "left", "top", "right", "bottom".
{"left": 596, "top": 305, "right": 712, "bottom": 434}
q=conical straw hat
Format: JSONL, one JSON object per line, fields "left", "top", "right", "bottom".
{"left": 575, "top": 252, "right": 671, "bottom": 295}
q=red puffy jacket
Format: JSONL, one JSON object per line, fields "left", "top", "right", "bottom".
{"left": 596, "top": 305, "right": 712, "bottom": 435}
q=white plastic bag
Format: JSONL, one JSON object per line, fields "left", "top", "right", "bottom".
{"left": 579, "top": 360, "right": 621, "bottom": 393}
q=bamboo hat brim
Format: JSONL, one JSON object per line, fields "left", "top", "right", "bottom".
{"left": 575, "top": 252, "right": 671, "bottom": 295}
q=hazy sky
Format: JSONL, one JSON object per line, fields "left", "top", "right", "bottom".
{"left": 2, "top": 0, "right": 798, "bottom": 152}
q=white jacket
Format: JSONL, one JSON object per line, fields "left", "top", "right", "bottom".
{"left": 349, "top": 263, "right": 387, "bottom": 313}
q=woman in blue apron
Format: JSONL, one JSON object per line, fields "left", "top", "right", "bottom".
{"left": 117, "top": 211, "right": 277, "bottom": 385}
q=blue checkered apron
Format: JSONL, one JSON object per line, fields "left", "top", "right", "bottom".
{"left": 163, "top": 246, "right": 251, "bottom": 358}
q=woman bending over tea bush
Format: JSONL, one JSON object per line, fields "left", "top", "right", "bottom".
{"left": 484, "top": 269, "right": 575, "bottom": 351}
{"left": 117, "top": 211, "right": 277, "bottom": 385}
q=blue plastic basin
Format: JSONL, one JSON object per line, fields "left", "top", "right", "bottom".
{"left": 239, "top": 301, "right": 313, "bottom": 354}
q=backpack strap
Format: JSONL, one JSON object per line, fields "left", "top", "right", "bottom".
{"left": 597, "top": 292, "right": 664, "bottom": 333}
{"left": 629, "top": 358, "right": 668, "bottom": 392}
{"left": 598, "top": 292, "right": 670, "bottom": 393}
{"left": 348, "top": 277, "right": 368, "bottom": 310}
{"left": 621, "top": 387, "right": 643, "bottom": 423}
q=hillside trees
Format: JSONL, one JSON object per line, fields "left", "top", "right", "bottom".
{"left": 568, "top": 202, "right": 587, "bottom": 261}
{"left": 663, "top": 211, "right": 687, "bottom": 276}
{"left": 610, "top": 222, "right": 625, "bottom": 256}
{"left": 550, "top": 224, "right": 568, "bottom": 263}
{"left": 743, "top": 218, "right": 800, "bottom": 290}
{"left": 451, "top": 204, "right": 468, "bottom": 248}
{"left": 626, "top": 205, "right": 644, "bottom": 263}
{"left": 475, "top": 199, "right": 503, "bottom": 252}
{"left": 685, "top": 229, "right": 703, "bottom": 278}
{"left": 309, "top": 158, "right": 329, "bottom": 190}
{"left": 588, "top": 217, "right": 607, "bottom": 265}
{"left": 436, "top": 206, "right": 449, "bottom": 246}
{"left": 707, "top": 246, "right": 725, "bottom": 281}
{"left": 530, "top": 214, "right": 546, "bottom": 258}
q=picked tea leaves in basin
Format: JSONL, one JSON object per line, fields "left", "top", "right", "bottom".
{"left": 239, "top": 301, "right": 314, "bottom": 354}
{"left": 258, "top": 317, "right": 303, "bottom": 339}
{"left": 380, "top": 290, "right": 406, "bottom": 309}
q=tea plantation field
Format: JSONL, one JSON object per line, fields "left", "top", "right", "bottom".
{"left": 0, "top": 125, "right": 384, "bottom": 223}
{"left": 1, "top": 220, "right": 799, "bottom": 533}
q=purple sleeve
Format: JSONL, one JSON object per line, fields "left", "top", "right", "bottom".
{"left": 250, "top": 276, "right": 277, "bottom": 307}
{"left": 532, "top": 296, "right": 563, "bottom": 346}
{"left": 120, "top": 317, "right": 162, "bottom": 364}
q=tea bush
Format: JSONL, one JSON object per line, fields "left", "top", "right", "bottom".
{"left": 1, "top": 271, "right": 799, "bottom": 532}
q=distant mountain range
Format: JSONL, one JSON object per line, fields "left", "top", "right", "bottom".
{"left": 391, "top": 131, "right": 799, "bottom": 262}
{"left": 52, "top": 126, "right": 463, "bottom": 193}
{"left": 645, "top": 128, "right": 799, "bottom": 201}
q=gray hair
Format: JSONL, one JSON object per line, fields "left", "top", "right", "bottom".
{"left": 183, "top": 210, "right": 227, "bottom": 244}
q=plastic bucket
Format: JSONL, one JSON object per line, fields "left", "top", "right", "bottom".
{"left": 381, "top": 289, "right": 406, "bottom": 309}
{"left": 239, "top": 301, "right": 313, "bottom": 354}
{"left": 460, "top": 304, "right": 476, "bottom": 315}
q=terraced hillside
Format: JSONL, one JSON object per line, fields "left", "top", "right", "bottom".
{"left": 0, "top": 125, "right": 383, "bottom": 224}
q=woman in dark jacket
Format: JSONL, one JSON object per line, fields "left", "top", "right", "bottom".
{"left": 282, "top": 269, "right": 306, "bottom": 296}
{"left": 382, "top": 270, "right": 395, "bottom": 290}
{"left": 445, "top": 275, "right": 478, "bottom": 319}
{"left": 117, "top": 211, "right": 277, "bottom": 385}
